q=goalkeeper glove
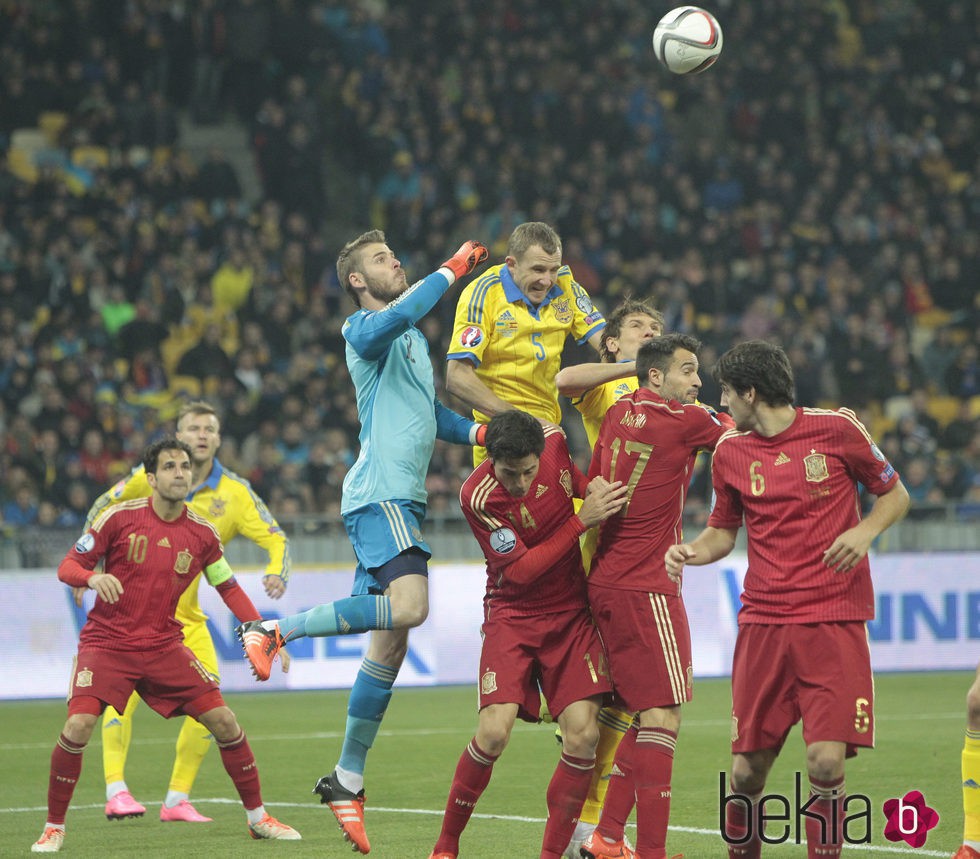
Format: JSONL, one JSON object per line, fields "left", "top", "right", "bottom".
{"left": 441, "top": 240, "right": 489, "bottom": 280}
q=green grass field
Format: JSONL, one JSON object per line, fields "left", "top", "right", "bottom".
{"left": 3, "top": 672, "right": 970, "bottom": 858}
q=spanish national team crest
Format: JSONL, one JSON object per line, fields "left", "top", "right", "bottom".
{"left": 174, "top": 549, "right": 193, "bottom": 575}
{"left": 551, "top": 297, "right": 573, "bottom": 324}
{"left": 75, "top": 668, "right": 93, "bottom": 688}
{"left": 560, "top": 468, "right": 573, "bottom": 497}
{"left": 481, "top": 670, "right": 497, "bottom": 695}
{"left": 731, "top": 714, "right": 740, "bottom": 743}
{"left": 803, "top": 449, "right": 829, "bottom": 483}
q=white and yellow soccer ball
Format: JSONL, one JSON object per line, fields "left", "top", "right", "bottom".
{"left": 652, "top": 6, "right": 723, "bottom": 75}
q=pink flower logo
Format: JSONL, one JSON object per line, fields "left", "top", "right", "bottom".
{"left": 882, "top": 791, "right": 939, "bottom": 848}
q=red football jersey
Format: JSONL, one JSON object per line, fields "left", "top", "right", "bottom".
{"left": 66, "top": 498, "right": 224, "bottom": 650}
{"left": 460, "top": 427, "right": 589, "bottom": 617}
{"left": 708, "top": 407, "right": 900, "bottom": 624}
{"left": 588, "top": 387, "right": 725, "bottom": 593}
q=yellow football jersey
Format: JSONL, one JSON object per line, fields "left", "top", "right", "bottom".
{"left": 571, "top": 373, "right": 638, "bottom": 572}
{"left": 448, "top": 262, "right": 606, "bottom": 425}
{"left": 86, "top": 460, "right": 289, "bottom": 627}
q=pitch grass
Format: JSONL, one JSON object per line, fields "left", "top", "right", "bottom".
{"left": 2, "top": 672, "right": 970, "bottom": 858}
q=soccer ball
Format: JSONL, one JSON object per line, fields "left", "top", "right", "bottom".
{"left": 652, "top": 6, "right": 723, "bottom": 75}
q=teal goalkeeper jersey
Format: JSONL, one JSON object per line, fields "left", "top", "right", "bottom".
{"left": 341, "top": 271, "right": 475, "bottom": 514}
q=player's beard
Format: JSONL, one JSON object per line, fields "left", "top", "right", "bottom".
{"left": 364, "top": 269, "right": 409, "bottom": 305}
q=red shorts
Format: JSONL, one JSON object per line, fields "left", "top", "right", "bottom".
{"left": 67, "top": 642, "right": 224, "bottom": 719}
{"left": 478, "top": 606, "right": 612, "bottom": 722}
{"left": 588, "top": 583, "right": 692, "bottom": 713}
{"left": 731, "top": 622, "right": 874, "bottom": 755}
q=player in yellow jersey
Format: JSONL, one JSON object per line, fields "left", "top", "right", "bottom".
{"left": 75, "top": 401, "right": 290, "bottom": 823}
{"left": 953, "top": 666, "right": 980, "bottom": 859}
{"left": 557, "top": 298, "right": 666, "bottom": 450}
{"left": 446, "top": 221, "right": 606, "bottom": 464}
{"left": 554, "top": 298, "right": 664, "bottom": 859}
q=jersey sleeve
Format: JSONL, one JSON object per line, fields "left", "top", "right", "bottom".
{"left": 344, "top": 270, "right": 452, "bottom": 361}
{"left": 434, "top": 396, "right": 478, "bottom": 445}
{"left": 84, "top": 467, "right": 150, "bottom": 528}
{"left": 565, "top": 270, "right": 606, "bottom": 344}
{"left": 682, "top": 403, "right": 727, "bottom": 451}
{"left": 460, "top": 484, "right": 529, "bottom": 576}
{"left": 837, "top": 409, "right": 901, "bottom": 496}
{"left": 707, "top": 439, "right": 743, "bottom": 529}
{"left": 226, "top": 480, "right": 291, "bottom": 582}
{"left": 446, "top": 274, "right": 494, "bottom": 366}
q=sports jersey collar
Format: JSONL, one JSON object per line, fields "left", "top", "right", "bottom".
{"left": 189, "top": 458, "right": 224, "bottom": 499}
{"left": 632, "top": 387, "right": 680, "bottom": 408}
{"left": 500, "top": 264, "right": 562, "bottom": 317}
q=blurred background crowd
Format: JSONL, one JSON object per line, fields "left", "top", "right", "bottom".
{"left": 0, "top": 0, "right": 978, "bottom": 562}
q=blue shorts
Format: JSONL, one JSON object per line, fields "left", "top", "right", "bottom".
{"left": 343, "top": 500, "right": 431, "bottom": 595}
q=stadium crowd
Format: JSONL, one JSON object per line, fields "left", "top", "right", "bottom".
{"left": 0, "top": 0, "right": 978, "bottom": 556}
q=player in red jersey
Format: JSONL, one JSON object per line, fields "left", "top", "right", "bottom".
{"left": 665, "top": 340, "right": 910, "bottom": 859}
{"left": 580, "top": 333, "right": 727, "bottom": 859}
{"left": 30, "top": 439, "right": 299, "bottom": 854}
{"left": 428, "top": 410, "right": 627, "bottom": 859}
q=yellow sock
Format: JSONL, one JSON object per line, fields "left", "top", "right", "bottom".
{"left": 167, "top": 715, "right": 213, "bottom": 794}
{"left": 580, "top": 707, "right": 632, "bottom": 825}
{"left": 963, "top": 730, "right": 980, "bottom": 842}
{"left": 103, "top": 693, "right": 140, "bottom": 785}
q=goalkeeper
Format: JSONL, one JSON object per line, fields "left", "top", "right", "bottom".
{"left": 237, "top": 232, "right": 489, "bottom": 855}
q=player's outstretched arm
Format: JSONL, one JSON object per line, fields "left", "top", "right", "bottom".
{"left": 345, "top": 241, "right": 487, "bottom": 362}
{"left": 555, "top": 360, "right": 637, "bottom": 398}
{"left": 665, "top": 526, "right": 738, "bottom": 583}
{"left": 433, "top": 397, "right": 487, "bottom": 446}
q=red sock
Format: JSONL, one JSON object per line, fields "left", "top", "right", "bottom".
{"left": 805, "top": 776, "right": 845, "bottom": 859}
{"left": 633, "top": 727, "right": 677, "bottom": 858}
{"left": 46, "top": 734, "right": 86, "bottom": 826}
{"left": 216, "top": 729, "right": 262, "bottom": 811}
{"left": 725, "top": 784, "right": 763, "bottom": 859}
{"left": 540, "top": 752, "right": 595, "bottom": 857}
{"left": 432, "top": 739, "right": 499, "bottom": 855}
{"left": 594, "top": 723, "right": 637, "bottom": 841}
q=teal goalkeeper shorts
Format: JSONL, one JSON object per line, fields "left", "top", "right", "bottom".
{"left": 343, "top": 500, "right": 432, "bottom": 595}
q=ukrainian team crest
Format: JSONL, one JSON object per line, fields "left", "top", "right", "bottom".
{"left": 559, "top": 469, "right": 573, "bottom": 497}
{"left": 75, "top": 668, "right": 93, "bottom": 688}
{"left": 459, "top": 326, "right": 483, "bottom": 348}
{"left": 481, "top": 670, "right": 497, "bottom": 695}
{"left": 174, "top": 550, "right": 193, "bottom": 575}
{"left": 803, "top": 450, "right": 829, "bottom": 483}
{"left": 552, "top": 297, "right": 573, "bottom": 324}
{"left": 208, "top": 496, "right": 227, "bottom": 518}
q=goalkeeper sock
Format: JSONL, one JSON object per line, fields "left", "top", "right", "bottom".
{"left": 336, "top": 658, "right": 399, "bottom": 783}
{"left": 272, "top": 596, "right": 393, "bottom": 642}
